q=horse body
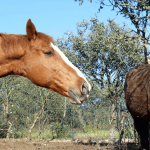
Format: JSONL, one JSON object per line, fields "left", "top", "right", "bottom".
{"left": 0, "top": 19, "right": 91, "bottom": 105}
{"left": 125, "top": 65, "right": 150, "bottom": 150}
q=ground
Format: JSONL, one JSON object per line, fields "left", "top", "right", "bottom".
{"left": 0, "top": 139, "right": 140, "bottom": 150}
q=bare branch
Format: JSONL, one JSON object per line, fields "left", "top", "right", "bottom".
{"left": 132, "top": 15, "right": 150, "bottom": 21}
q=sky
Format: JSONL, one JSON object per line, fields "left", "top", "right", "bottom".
{"left": 0, "top": 0, "right": 134, "bottom": 41}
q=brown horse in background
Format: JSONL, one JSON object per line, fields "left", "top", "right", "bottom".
{"left": 125, "top": 64, "right": 150, "bottom": 150}
{"left": 0, "top": 19, "right": 91, "bottom": 105}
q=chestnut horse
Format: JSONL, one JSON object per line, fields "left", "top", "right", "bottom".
{"left": 0, "top": 19, "right": 91, "bottom": 105}
{"left": 125, "top": 64, "right": 150, "bottom": 150}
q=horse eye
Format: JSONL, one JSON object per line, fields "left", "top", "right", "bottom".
{"left": 45, "top": 51, "right": 53, "bottom": 56}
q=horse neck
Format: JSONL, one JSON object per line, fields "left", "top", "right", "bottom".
{"left": 0, "top": 34, "right": 29, "bottom": 77}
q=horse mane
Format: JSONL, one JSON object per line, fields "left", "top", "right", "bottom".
{"left": 0, "top": 32, "right": 54, "bottom": 58}
{"left": 0, "top": 33, "right": 28, "bottom": 58}
{"left": 37, "top": 32, "right": 54, "bottom": 44}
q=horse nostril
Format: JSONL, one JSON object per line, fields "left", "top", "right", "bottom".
{"left": 81, "top": 82, "right": 88, "bottom": 95}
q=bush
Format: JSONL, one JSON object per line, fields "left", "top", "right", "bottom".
{"left": 10, "top": 129, "right": 27, "bottom": 138}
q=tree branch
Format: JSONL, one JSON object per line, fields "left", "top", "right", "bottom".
{"left": 132, "top": 15, "right": 150, "bottom": 21}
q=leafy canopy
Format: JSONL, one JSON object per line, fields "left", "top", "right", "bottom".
{"left": 57, "top": 17, "right": 143, "bottom": 106}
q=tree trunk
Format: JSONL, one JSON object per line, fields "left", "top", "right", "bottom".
{"left": 144, "top": 43, "right": 148, "bottom": 64}
{"left": 109, "top": 103, "right": 116, "bottom": 145}
{"left": 27, "top": 103, "right": 45, "bottom": 140}
{"left": 2, "top": 100, "right": 12, "bottom": 139}
{"left": 118, "top": 112, "right": 128, "bottom": 144}
{"left": 6, "top": 118, "right": 12, "bottom": 139}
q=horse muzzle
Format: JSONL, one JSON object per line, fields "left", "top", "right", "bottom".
{"left": 69, "top": 82, "right": 90, "bottom": 105}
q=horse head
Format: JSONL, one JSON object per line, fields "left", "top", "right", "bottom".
{"left": 1, "top": 19, "right": 91, "bottom": 105}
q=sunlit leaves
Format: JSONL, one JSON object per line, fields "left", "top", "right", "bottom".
{"left": 57, "top": 17, "right": 143, "bottom": 107}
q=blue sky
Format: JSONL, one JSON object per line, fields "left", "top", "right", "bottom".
{"left": 0, "top": 0, "right": 134, "bottom": 41}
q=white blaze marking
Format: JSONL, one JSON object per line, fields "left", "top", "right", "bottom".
{"left": 50, "top": 42, "right": 91, "bottom": 91}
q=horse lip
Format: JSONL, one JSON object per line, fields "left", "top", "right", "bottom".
{"left": 69, "top": 90, "right": 81, "bottom": 105}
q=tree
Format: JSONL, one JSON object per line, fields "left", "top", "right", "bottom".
{"left": 57, "top": 17, "right": 143, "bottom": 143}
{"left": 75, "top": 0, "right": 150, "bottom": 64}
{"left": 0, "top": 75, "right": 24, "bottom": 138}
{"left": 0, "top": 74, "right": 68, "bottom": 139}
{"left": 57, "top": 17, "right": 143, "bottom": 105}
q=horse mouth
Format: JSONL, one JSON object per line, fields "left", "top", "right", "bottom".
{"left": 69, "top": 89, "right": 87, "bottom": 105}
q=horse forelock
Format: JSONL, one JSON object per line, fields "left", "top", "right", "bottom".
{"left": 37, "top": 32, "right": 54, "bottom": 44}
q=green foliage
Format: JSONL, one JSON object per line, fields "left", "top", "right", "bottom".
{"left": 57, "top": 17, "right": 143, "bottom": 107}
{"left": 75, "top": 0, "right": 150, "bottom": 63}
{"left": 0, "top": 120, "right": 7, "bottom": 138}
{"left": 56, "top": 18, "right": 142, "bottom": 140}
{"left": 10, "top": 130, "right": 27, "bottom": 139}
{"left": 0, "top": 75, "right": 68, "bottom": 139}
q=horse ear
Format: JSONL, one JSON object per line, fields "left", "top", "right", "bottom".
{"left": 26, "top": 19, "right": 37, "bottom": 40}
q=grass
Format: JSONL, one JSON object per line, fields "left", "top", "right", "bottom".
{"left": 73, "top": 128, "right": 119, "bottom": 140}
{"left": 10, "top": 126, "right": 136, "bottom": 141}
{"left": 31, "top": 129, "right": 53, "bottom": 139}
{"left": 9, "top": 128, "right": 120, "bottom": 140}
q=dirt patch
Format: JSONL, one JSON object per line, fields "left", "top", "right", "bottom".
{"left": 0, "top": 139, "right": 139, "bottom": 150}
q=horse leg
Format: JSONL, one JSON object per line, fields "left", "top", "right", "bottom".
{"left": 133, "top": 116, "right": 149, "bottom": 150}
